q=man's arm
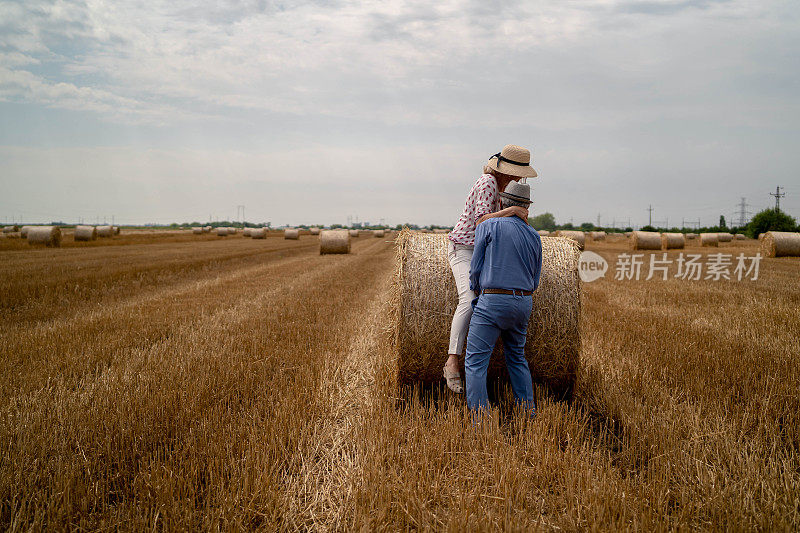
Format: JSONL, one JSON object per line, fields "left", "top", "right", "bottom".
{"left": 532, "top": 234, "right": 543, "bottom": 291}
{"left": 470, "top": 222, "right": 490, "bottom": 294}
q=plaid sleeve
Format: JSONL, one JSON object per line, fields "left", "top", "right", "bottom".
{"left": 472, "top": 175, "right": 497, "bottom": 223}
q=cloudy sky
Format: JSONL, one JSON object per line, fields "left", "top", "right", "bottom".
{"left": 1, "top": 0, "right": 799, "bottom": 227}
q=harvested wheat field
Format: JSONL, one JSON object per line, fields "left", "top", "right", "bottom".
{"left": 1, "top": 232, "right": 799, "bottom": 530}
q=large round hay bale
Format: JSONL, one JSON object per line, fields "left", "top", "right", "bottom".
{"left": 242, "top": 228, "right": 253, "bottom": 237}
{"left": 96, "top": 225, "right": 114, "bottom": 238}
{"left": 758, "top": 233, "right": 765, "bottom": 241}
{"left": 216, "top": 227, "right": 229, "bottom": 236}
{"left": 3, "top": 225, "right": 19, "bottom": 233}
{"left": 624, "top": 231, "right": 632, "bottom": 238}
{"left": 590, "top": 231, "right": 606, "bottom": 241}
{"left": 319, "top": 229, "right": 351, "bottom": 254}
{"left": 349, "top": 229, "right": 359, "bottom": 237}
{"left": 20, "top": 226, "right": 34, "bottom": 238}
{"left": 735, "top": 233, "right": 746, "bottom": 240}
{"left": 555, "top": 230, "right": 585, "bottom": 250}
{"left": 74, "top": 225, "right": 97, "bottom": 241}
{"left": 192, "top": 227, "right": 203, "bottom": 234}
{"left": 717, "top": 232, "right": 733, "bottom": 243}
{"left": 661, "top": 232, "right": 685, "bottom": 250}
{"left": 27, "top": 226, "right": 61, "bottom": 247}
{"left": 251, "top": 228, "right": 267, "bottom": 239}
{"left": 203, "top": 226, "right": 212, "bottom": 233}
{"left": 374, "top": 229, "right": 385, "bottom": 238}
{"left": 761, "top": 231, "right": 800, "bottom": 258}
{"left": 310, "top": 227, "right": 321, "bottom": 235}
{"left": 686, "top": 233, "right": 698, "bottom": 239}
{"left": 700, "top": 233, "right": 719, "bottom": 247}
{"left": 631, "top": 231, "right": 661, "bottom": 250}
{"left": 395, "top": 231, "right": 581, "bottom": 397}
{"left": 285, "top": 228, "right": 299, "bottom": 240}
{"left": 537, "top": 229, "right": 550, "bottom": 237}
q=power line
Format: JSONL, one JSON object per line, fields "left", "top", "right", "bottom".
{"left": 770, "top": 186, "right": 785, "bottom": 211}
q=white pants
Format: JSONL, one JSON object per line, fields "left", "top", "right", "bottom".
{"left": 447, "top": 240, "right": 475, "bottom": 355}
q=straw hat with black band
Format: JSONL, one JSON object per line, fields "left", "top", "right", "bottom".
{"left": 487, "top": 144, "right": 538, "bottom": 179}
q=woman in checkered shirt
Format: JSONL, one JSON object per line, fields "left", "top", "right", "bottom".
{"left": 443, "top": 145, "right": 538, "bottom": 394}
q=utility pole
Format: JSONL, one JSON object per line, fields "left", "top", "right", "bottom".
{"left": 696, "top": 218, "right": 701, "bottom": 230}
{"left": 646, "top": 205, "right": 654, "bottom": 226}
{"left": 596, "top": 213, "right": 601, "bottom": 228}
{"left": 236, "top": 205, "right": 245, "bottom": 225}
{"left": 770, "top": 186, "right": 785, "bottom": 211}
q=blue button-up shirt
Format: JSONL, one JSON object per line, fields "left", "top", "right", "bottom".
{"left": 469, "top": 216, "right": 542, "bottom": 294}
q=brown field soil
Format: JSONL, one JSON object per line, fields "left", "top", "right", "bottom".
{"left": 1, "top": 234, "right": 798, "bottom": 530}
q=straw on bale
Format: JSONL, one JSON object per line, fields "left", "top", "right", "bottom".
{"left": 27, "top": 226, "right": 61, "bottom": 247}
{"left": 319, "top": 229, "right": 351, "bottom": 254}
{"left": 74, "top": 225, "right": 97, "bottom": 241}
{"left": 686, "top": 233, "right": 698, "bottom": 239}
{"left": 700, "top": 233, "right": 719, "bottom": 247}
{"left": 394, "top": 230, "right": 581, "bottom": 397}
{"left": 554, "top": 230, "right": 585, "bottom": 250}
{"left": 96, "top": 225, "right": 114, "bottom": 238}
{"left": 537, "top": 229, "right": 550, "bottom": 237}
{"left": 20, "top": 226, "right": 33, "bottom": 238}
{"left": 349, "top": 229, "right": 359, "bottom": 237}
{"left": 310, "top": 227, "right": 321, "bottom": 235}
{"left": 284, "top": 228, "right": 300, "bottom": 240}
{"left": 760, "top": 231, "right": 800, "bottom": 258}
{"left": 631, "top": 231, "right": 662, "bottom": 250}
{"left": 735, "top": 233, "right": 746, "bottom": 240}
{"left": 251, "top": 228, "right": 267, "bottom": 239}
{"left": 216, "top": 227, "right": 229, "bottom": 236}
{"left": 590, "top": 231, "right": 606, "bottom": 241}
{"left": 374, "top": 229, "right": 385, "bottom": 238}
{"left": 661, "top": 232, "right": 685, "bottom": 250}
{"left": 3, "top": 225, "right": 19, "bottom": 233}
{"left": 192, "top": 227, "right": 203, "bottom": 234}
{"left": 717, "top": 232, "right": 733, "bottom": 243}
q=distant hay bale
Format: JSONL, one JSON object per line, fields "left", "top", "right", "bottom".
{"left": 96, "top": 225, "right": 114, "bottom": 238}
{"left": 27, "top": 226, "right": 61, "bottom": 247}
{"left": 3, "top": 225, "right": 19, "bottom": 233}
{"left": 251, "top": 228, "right": 267, "bottom": 239}
{"left": 349, "top": 229, "right": 359, "bottom": 237}
{"left": 114, "top": 226, "right": 121, "bottom": 235}
{"left": 395, "top": 231, "right": 581, "bottom": 397}
{"left": 735, "top": 233, "right": 746, "bottom": 240}
{"left": 624, "top": 231, "right": 632, "bottom": 238}
{"left": 700, "top": 233, "right": 719, "bottom": 247}
{"left": 374, "top": 230, "right": 385, "bottom": 238}
{"left": 554, "top": 230, "right": 585, "bottom": 250}
{"left": 758, "top": 233, "right": 765, "bottom": 241}
{"left": 686, "top": 233, "right": 698, "bottom": 239}
{"left": 537, "top": 229, "right": 550, "bottom": 237}
{"left": 203, "top": 226, "right": 212, "bottom": 233}
{"left": 74, "top": 225, "right": 97, "bottom": 241}
{"left": 310, "top": 227, "right": 321, "bottom": 235}
{"left": 717, "top": 232, "right": 733, "bottom": 243}
{"left": 631, "top": 231, "right": 662, "bottom": 250}
{"left": 661, "top": 232, "right": 685, "bottom": 250}
{"left": 590, "top": 231, "right": 606, "bottom": 241}
{"left": 216, "top": 227, "right": 229, "bottom": 236}
{"left": 285, "top": 228, "right": 300, "bottom": 240}
{"left": 192, "top": 227, "right": 203, "bottom": 235}
{"left": 319, "top": 229, "right": 351, "bottom": 254}
{"left": 20, "top": 226, "right": 33, "bottom": 238}
{"left": 761, "top": 231, "right": 800, "bottom": 258}
{"left": 243, "top": 228, "right": 253, "bottom": 237}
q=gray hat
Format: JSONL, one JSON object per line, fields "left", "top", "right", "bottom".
{"left": 499, "top": 181, "right": 532, "bottom": 205}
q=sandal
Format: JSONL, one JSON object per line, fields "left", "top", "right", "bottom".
{"left": 443, "top": 367, "right": 464, "bottom": 394}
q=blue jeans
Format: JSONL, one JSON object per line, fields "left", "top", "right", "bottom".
{"left": 465, "top": 293, "right": 535, "bottom": 414}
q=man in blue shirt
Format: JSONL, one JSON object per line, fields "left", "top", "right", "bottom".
{"left": 465, "top": 180, "right": 543, "bottom": 414}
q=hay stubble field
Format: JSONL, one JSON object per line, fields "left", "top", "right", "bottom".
{"left": 1, "top": 231, "right": 799, "bottom": 530}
